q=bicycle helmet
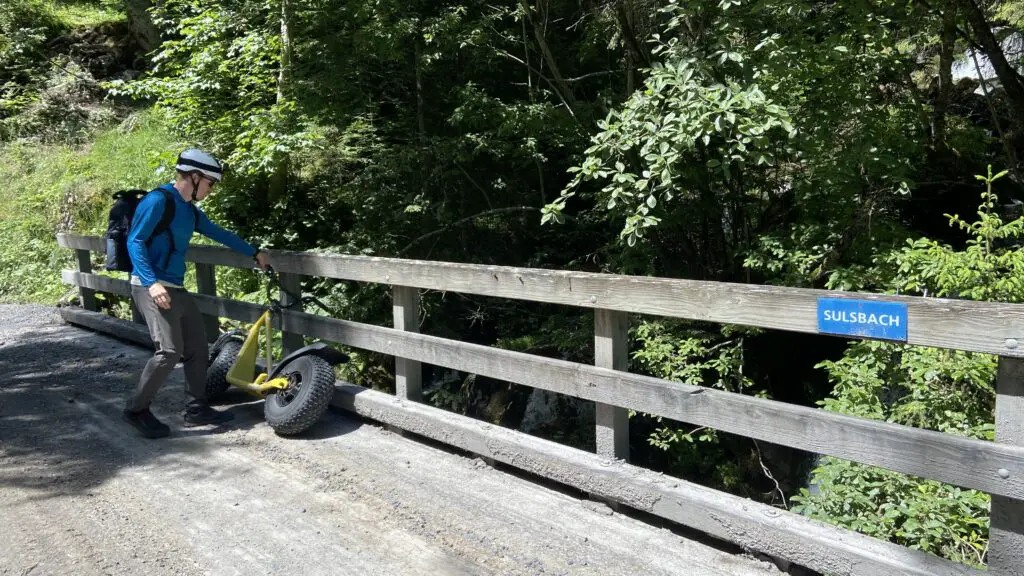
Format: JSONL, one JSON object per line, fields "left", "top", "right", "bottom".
{"left": 175, "top": 148, "right": 224, "bottom": 183}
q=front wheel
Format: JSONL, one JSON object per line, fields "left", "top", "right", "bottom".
{"left": 205, "top": 339, "right": 242, "bottom": 400}
{"left": 264, "top": 355, "right": 336, "bottom": 435}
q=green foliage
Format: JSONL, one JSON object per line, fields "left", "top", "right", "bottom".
{"left": 106, "top": 0, "right": 317, "bottom": 177}
{"left": 543, "top": 0, "right": 944, "bottom": 285}
{"left": 631, "top": 320, "right": 776, "bottom": 496}
{"left": 1, "top": 1, "right": 126, "bottom": 141}
{"left": 2, "top": 61, "right": 116, "bottom": 143}
{"left": 1, "top": 0, "right": 62, "bottom": 114}
{"left": 888, "top": 167, "right": 1024, "bottom": 302}
{"left": 792, "top": 457, "right": 991, "bottom": 566}
{"left": 49, "top": 1, "right": 123, "bottom": 28}
{"left": 793, "top": 169, "right": 1023, "bottom": 567}
{"left": 0, "top": 110, "right": 180, "bottom": 303}
{"left": 544, "top": 1, "right": 796, "bottom": 247}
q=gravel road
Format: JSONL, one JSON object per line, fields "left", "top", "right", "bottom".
{"left": 0, "top": 304, "right": 780, "bottom": 576}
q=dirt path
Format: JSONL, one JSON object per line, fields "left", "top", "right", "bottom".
{"left": 0, "top": 304, "right": 779, "bottom": 576}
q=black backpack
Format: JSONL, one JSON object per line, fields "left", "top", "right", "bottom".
{"left": 104, "top": 188, "right": 198, "bottom": 273}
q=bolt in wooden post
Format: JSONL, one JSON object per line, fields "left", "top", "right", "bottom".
{"left": 75, "top": 249, "right": 97, "bottom": 311}
{"left": 279, "top": 272, "right": 304, "bottom": 356}
{"left": 195, "top": 263, "right": 220, "bottom": 342}
{"left": 595, "top": 309, "right": 629, "bottom": 461}
{"left": 393, "top": 285, "right": 422, "bottom": 401}
{"left": 990, "top": 356, "right": 1024, "bottom": 574}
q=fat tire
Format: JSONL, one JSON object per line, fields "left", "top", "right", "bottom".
{"left": 205, "top": 339, "right": 241, "bottom": 399}
{"left": 264, "top": 356, "right": 335, "bottom": 435}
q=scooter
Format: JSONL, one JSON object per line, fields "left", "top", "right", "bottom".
{"left": 204, "top": 267, "right": 347, "bottom": 435}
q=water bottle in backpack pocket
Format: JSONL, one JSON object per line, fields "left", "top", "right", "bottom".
{"left": 104, "top": 189, "right": 147, "bottom": 272}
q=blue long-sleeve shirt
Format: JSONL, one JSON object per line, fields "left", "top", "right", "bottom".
{"left": 128, "top": 183, "right": 257, "bottom": 287}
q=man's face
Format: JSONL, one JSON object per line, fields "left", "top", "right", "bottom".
{"left": 193, "top": 174, "right": 216, "bottom": 201}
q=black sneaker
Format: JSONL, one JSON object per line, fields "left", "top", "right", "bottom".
{"left": 184, "top": 405, "right": 235, "bottom": 427}
{"left": 122, "top": 408, "right": 170, "bottom": 438}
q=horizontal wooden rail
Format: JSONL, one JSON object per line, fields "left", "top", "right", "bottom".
{"left": 57, "top": 233, "right": 1024, "bottom": 358}
{"left": 61, "top": 269, "right": 1024, "bottom": 501}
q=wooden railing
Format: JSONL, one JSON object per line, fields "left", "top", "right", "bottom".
{"left": 57, "top": 232, "right": 1024, "bottom": 576}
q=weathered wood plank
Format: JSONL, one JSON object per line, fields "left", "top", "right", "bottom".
{"left": 60, "top": 271, "right": 266, "bottom": 323}
{"left": 59, "top": 306, "right": 153, "bottom": 349}
{"left": 55, "top": 233, "right": 1024, "bottom": 357}
{"left": 75, "top": 249, "right": 97, "bottom": 311}
{"left": 62, "top": 270, "right": 131, "bottom": 296}
{"left": 59, "top": 270, "right": 1024, "bottom": 500}
{"left": 595, "top": 309, "right": 629, "bottom": 461}
{"left": 990, "top": 357, "right": 1024, "bottom": 574}
{"left": 191, "top": 292, "right": 265, "bottom": 322}
{"left": 331, "top": 384, "right": 982, "bottom": 576}
{"left": 195, "top": 263, "right": 220, "bottom": 342}
{"left": 392, "top": 286, "right": 422, "bottom": 401}
{"left": 58, "top": 234, "right": 106, "bottom": 252}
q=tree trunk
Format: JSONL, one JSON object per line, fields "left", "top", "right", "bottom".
{"left": 624, "top": 0, "right": 636, "bottom": 95}
{"left": 415, "top": 31, "right": 426, "bottom": 142}
{"left": 957, "top": 0, "right": 1024, "bottom": 126}
{"left": 932, "top": 3, "right": 956, "bottom": 150}
{"left": 615, "top": 0, "right": 650, "bottom": 70}
{"left": 519, "top": 0, "right": 579, "bottom": 115}
{"left": 123, "top": 0, "right": 159, "bottom": 53}
{"left": 269, "top": 0, "right": 294, "bottom": 201}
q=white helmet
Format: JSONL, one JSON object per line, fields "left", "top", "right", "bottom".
{"left": 175, "top": 148, "right": 224, "bottom": 183}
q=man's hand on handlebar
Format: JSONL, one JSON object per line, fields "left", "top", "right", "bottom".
{"left": 254, "top": 250, "right": 271, "bottom": 272}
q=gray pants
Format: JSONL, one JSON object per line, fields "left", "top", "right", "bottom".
{"left": 128, "top": 285, "right": 208, "bottom": 413}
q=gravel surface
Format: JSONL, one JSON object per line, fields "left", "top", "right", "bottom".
{"left": 0, "top": 304, "right": 781, "bottom": 576}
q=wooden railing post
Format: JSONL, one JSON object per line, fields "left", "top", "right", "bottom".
{"left": 990, "top": 356, "right": 1024, "bottom": 573}
{"left": 195, "top": 263, "right": 220, "bottom": 342}
{"left": 279, "top": 272, "right": 304, "bottom": 355}
{"left": 595, "top": 309, "right": 629, "bottom": 461}
{"left": 393, "top": 286, "right": 422, "bottom": 401}
{"left": 75, "top": 249, "right": 97, "bottom": 311}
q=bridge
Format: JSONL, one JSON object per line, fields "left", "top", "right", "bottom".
{"left": 37, "top": 232, "right": 1024, "bottom": 575}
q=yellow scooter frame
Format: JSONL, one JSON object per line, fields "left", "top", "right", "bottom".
{"left": 204, "top": 267, "right": 349, "bottom": 436}
{"left": 226, "top": 309, "right": 291, "bottom": 396}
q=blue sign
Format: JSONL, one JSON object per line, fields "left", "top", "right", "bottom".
{"left": 817, "top": 298, "right": 908, "bottom": 342}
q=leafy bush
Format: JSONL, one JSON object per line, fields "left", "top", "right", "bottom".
{"left": 631, "top": 320, "right": 783, "bottom": 498}
{"left": 2, "top": 61, "right": 117, "bottom": 143}
{"left": 1, "top": 0, "right": 62, "bottom": 110}
{"left": 792, "top": 168, "right": 1021, "bottom": 567}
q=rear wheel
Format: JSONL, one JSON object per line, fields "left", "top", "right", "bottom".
{"left": 205, "top": 339, "right": 241, "bottom": 400}
{"left": 264, "top": 355, "right": 336, "bottom": 435}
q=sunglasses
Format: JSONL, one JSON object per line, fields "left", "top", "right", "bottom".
{"left": 195, "top": 174, "right": 217, "bottom": 188}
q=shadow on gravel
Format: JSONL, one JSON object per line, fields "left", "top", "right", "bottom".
{"left": 0, "top": 325, "right": 360, "bottom": 500}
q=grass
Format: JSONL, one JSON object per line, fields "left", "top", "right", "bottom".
{"left": 0, "top": 108, "right": 181, "bottom": 304}
{"left": 50, "top": 0, "right": 124, "bottom": 29}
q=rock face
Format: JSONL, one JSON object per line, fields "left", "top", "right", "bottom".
{"left": 518, "top": 387, "right": 595, "bottom": 450}
{"left": 6, "top": 19, "right": 148, "bottom": 142}
{"left": 46, "top": 20, "right": 147, "bottom": 81}
{"left": 519, "top": 388, "right": 562, "bottom": 434}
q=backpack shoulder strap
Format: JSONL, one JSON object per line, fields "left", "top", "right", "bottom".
{"left": 144, "top": 188, "right": 180, "bottom": 270}
{"left": 149, "top": 188, "right": 177, "bottom": 241}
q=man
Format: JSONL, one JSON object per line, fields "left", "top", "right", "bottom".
{"left": 123, "top": 148, "right": 270, "bottom": 438}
